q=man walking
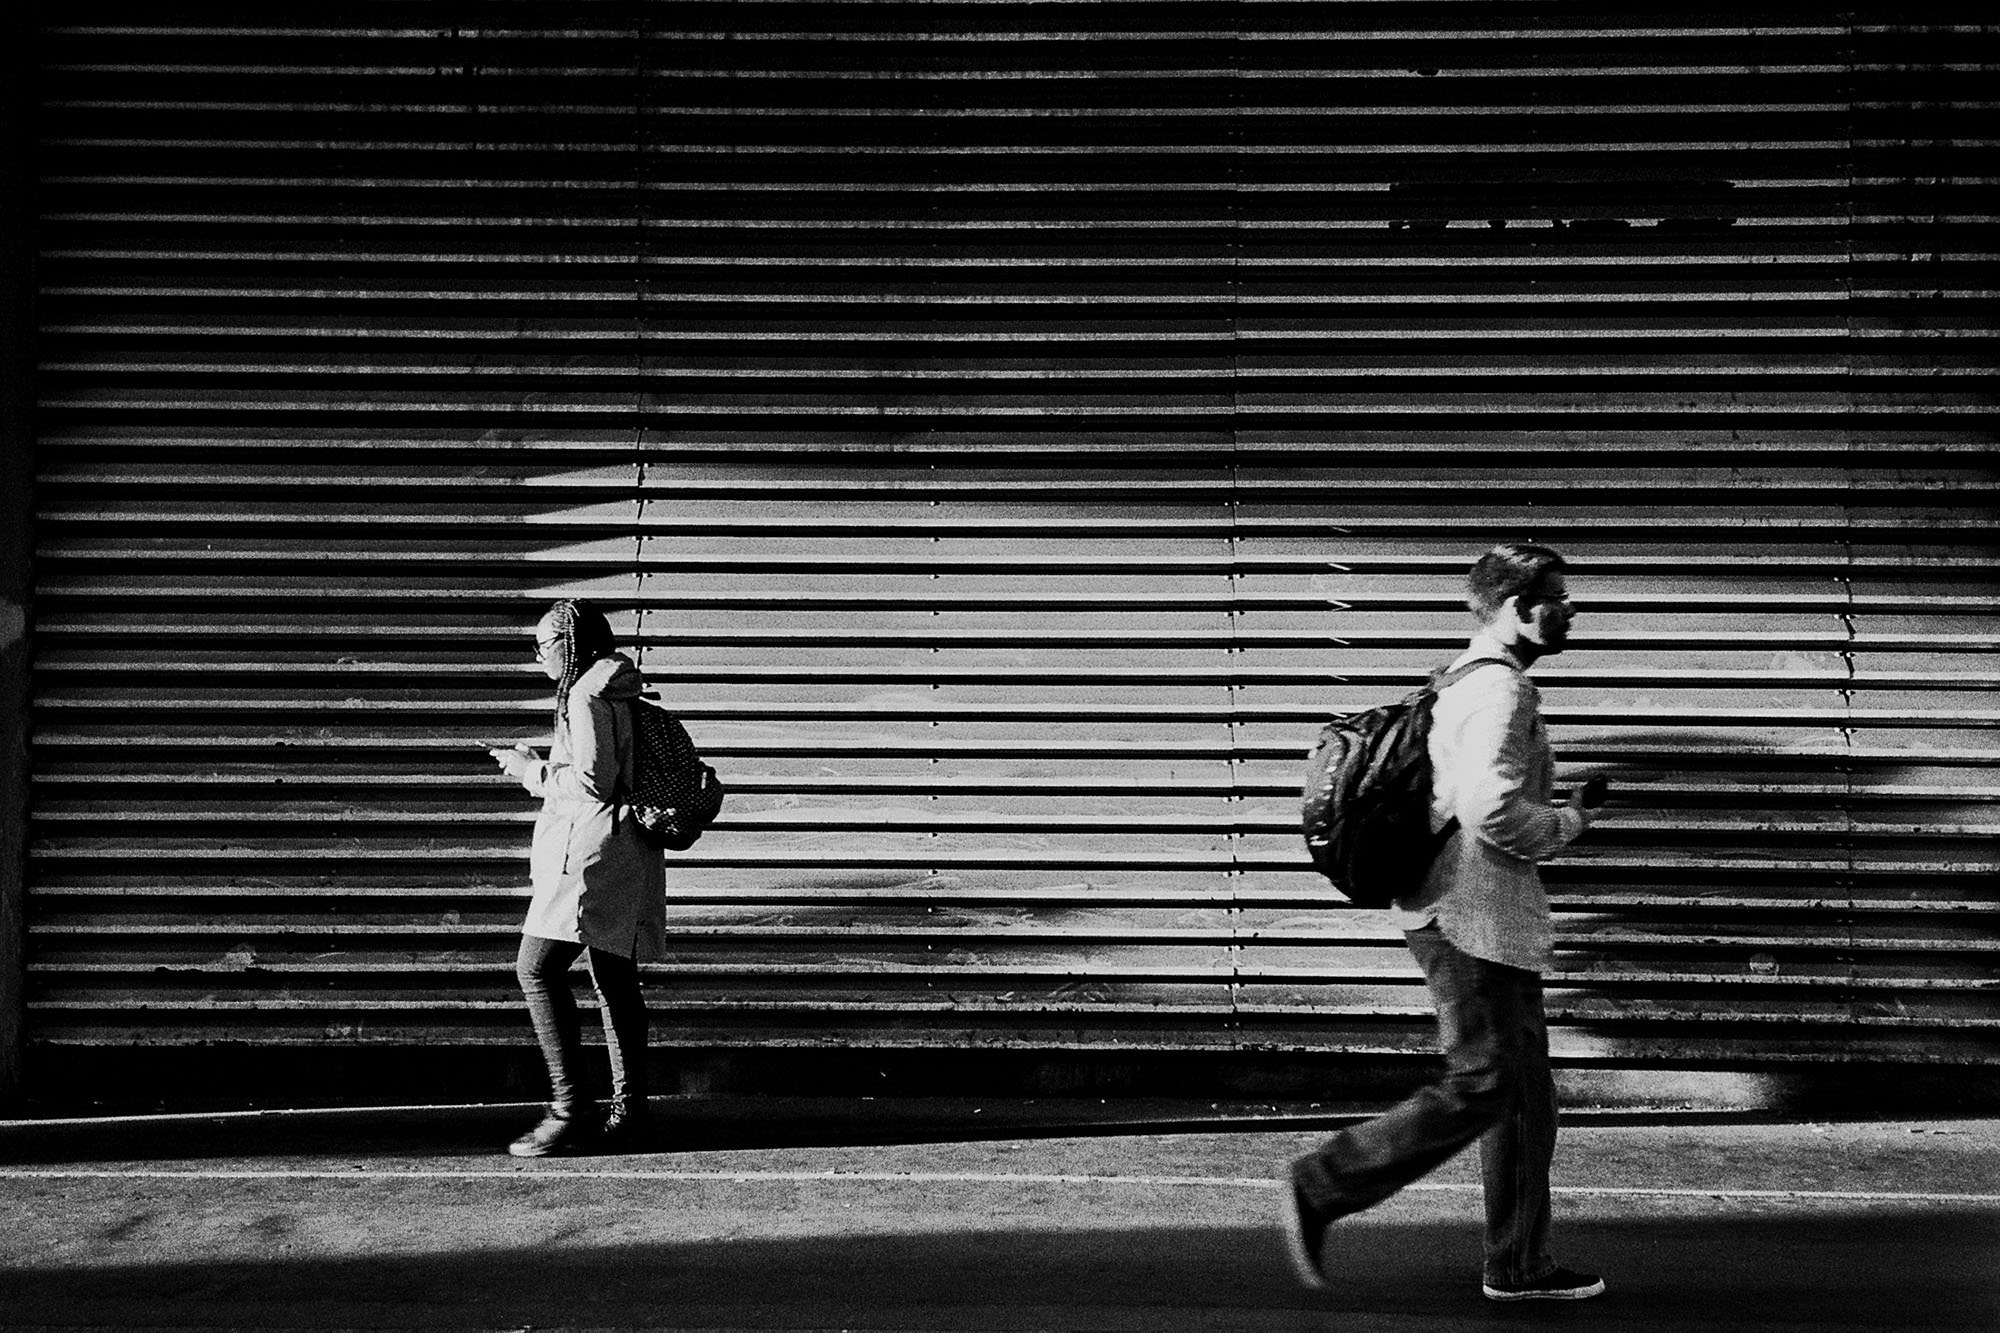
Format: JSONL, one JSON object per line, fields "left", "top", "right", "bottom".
{"left": 1279, "top": 542, "right": 1607, "bottom": 1302}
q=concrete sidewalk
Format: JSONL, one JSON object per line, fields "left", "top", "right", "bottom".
{"left": 2, "top": 1100, "right": 1996, "bottom": 1332}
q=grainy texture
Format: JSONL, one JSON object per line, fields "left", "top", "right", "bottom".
{"left": 0, "top": 3, "right": 35, "bottom": 1107}
{"left": 21, "top": 5, "right": 1999, "bottom": 1080}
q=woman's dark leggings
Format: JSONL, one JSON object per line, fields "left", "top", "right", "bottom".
{"left": 515, "top": 933, "right": 648, "bottom": 1115}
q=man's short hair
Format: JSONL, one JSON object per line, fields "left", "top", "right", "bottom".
{"left": 1467, "top": 543, "right": 1566, "bottom": 622}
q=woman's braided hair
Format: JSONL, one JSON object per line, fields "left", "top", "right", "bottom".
{"left": 545, "top": 598, "right": 617, "bottom": 733}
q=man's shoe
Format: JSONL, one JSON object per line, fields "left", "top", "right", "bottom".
{"left": 1276, "top": 1179, "right": 1330, "bottom": 1290}
{"left": 507, "top": 1109, "right": 594, "bottom": 1158}
{"left": 1482, "top": 1266, "right": 1606, "bottom": 1302}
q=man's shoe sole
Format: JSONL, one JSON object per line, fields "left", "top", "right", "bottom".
{"left": 1482, "top": 1278, "right": 1606, "bottom": 1302}
{"left": 1275, "top": 1182, "right": 1329, "bottom": 1291}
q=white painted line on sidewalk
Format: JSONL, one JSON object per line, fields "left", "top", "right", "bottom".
{"left": 2, "top": 1166, "right": 1995, "bottom": 1205}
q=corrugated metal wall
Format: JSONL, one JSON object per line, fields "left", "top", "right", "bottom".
{"left": 24, "top": 4, "right": 1998, "bottom": 1084}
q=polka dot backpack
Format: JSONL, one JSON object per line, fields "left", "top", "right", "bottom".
{"left": 624, "top": 696, "right": 725, "bottom": 850}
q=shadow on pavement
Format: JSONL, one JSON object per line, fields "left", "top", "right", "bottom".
{"left": 3, "top": 1210, "right": 1995, "bottom": 1332}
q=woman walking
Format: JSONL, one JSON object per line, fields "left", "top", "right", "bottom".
{"left": 491, "top": 598, "right": 666, "bottom": 1156}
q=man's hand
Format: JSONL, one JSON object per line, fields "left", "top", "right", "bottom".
{"left": 1568, "top": 776, "right": 1609, "bottom": 813}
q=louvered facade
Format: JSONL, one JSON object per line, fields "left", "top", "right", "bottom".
{"left": 8, "top": 4, "right": 1996, "bottom": 1103}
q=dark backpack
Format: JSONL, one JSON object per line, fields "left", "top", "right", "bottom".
{"left": 622, "top": 696, "right": 725, "bottom": 851}
{"left": 1299, "top": 659, "right": 1509, "bottom": 907}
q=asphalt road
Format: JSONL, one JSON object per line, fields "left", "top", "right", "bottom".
{"left": 2, "top": 1102, "right": 1995, "bottom": 1331}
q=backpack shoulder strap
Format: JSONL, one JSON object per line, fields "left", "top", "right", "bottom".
{"left": 608, "top": 692, "right": 639, "bottom": 810}
{"left": 1422, "top": 657, "right": 1515, "bottom": 850}
{"left": 1431, "top": 655, "right": 1516, "bottom": 692}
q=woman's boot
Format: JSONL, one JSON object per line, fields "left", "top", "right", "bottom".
{"left": 509, "top": 1104, "right": 597, "bottom": 1157}
{"left": 598, "top": 1093, "right": 652, "bottom": 1152}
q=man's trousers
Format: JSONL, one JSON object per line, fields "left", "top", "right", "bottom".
{"left": 1288, "top": 924, "right": 1557, "bottom": 1285}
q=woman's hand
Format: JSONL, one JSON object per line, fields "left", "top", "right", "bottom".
{"left": 489, "top": 743, "right": 538, "bottom": 779}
